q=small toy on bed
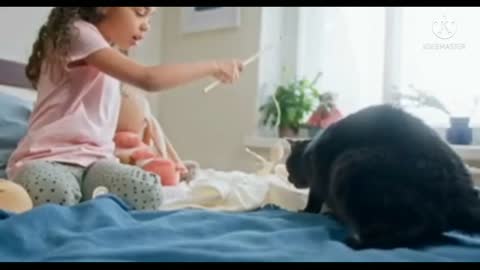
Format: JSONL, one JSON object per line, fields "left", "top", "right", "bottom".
{"left": 0, "top": 179, "right": 32, "bottom": 213}
{"left": 115, "top": 89, "right": 199, "bottom": 186}
{"left": 245, "top": 140, "right": 289, "bottom": 181}
{"left": 245, "top": 89, "right": 291, "bottom": 181}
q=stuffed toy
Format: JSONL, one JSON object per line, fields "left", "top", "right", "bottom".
{"left": 0, "top": 179, "right": 33, "bottom": 213}
{"left": 307, "top": 92, "right": 343, "bottom": 129}
{"left": 115, "top": 89, "right": 199, "bottom": 186}
{"left": 245, "top": 139, "right": 289, "bottom": 180}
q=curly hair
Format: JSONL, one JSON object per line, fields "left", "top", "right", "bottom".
{"left": 25, "top": 7, "right": 105, "bottom": 88}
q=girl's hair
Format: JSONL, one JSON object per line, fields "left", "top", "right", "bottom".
{"left": 26, "top": 7, "right": 105, "bottom": 88}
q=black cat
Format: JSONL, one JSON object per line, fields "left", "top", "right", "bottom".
{"left": 286, "top": 104, "right": 480, "bottom": 249}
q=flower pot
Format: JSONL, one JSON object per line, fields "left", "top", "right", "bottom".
{"left": 446, "top": 117, "right": 472, "bottom": 145}
{"left": 279, "top": 127, "right": 299, "bottom": 138}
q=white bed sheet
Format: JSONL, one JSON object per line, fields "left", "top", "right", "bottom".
{"left": 160, "top": 169, "right": 308, "bottom": 212}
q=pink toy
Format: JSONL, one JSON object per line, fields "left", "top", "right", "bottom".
{"left": 114, "top": 90, "right": 198, "bottom": 186}
{"left": 308, "top": 106, "right": 343, "bottom": 129}
{"left": 114, "top": 131, "right": 180, "bottom": 186}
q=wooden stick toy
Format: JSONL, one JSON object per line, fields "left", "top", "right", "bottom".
{"left": 203, "top": 43, "right": 275, "bottom": 94}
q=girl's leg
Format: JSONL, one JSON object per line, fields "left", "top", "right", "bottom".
{"left": 82, "top": 160, "right": 163, "bottom": 210}
{"left": 12, "top": 160, "right": 84, "bottom": 207}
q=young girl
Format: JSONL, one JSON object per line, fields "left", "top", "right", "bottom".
{"left": 6, "top": 7, "right": 243, "bottom": 210}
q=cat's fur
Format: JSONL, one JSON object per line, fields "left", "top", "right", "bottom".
{"left": 286, "top": 104, "right": 480, "bottom": 249}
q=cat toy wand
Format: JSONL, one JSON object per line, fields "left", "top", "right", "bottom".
{"left": 203, "top": 43, "right": 275, "bottom": 94}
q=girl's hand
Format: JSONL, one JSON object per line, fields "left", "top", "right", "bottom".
{"left": 212, "top": 59, "right": 244, "bottom": 84}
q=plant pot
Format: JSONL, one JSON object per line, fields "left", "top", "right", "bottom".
{"left": 446, "top": 117, "right": 472, "bottom": 145}
{"left": 279, "top": 127, "right": 299, "bottom": 138}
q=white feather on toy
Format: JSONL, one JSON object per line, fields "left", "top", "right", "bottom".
{"left": 245, "top": 92, "right": 290, "bottom": 181}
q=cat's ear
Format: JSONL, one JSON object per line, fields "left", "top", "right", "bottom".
{"left": 285, "top": 138, "right": 296, "bottom": 146}
{"left": 285, "top": 138, "right": 308, "bottom": 148}
{"left": 285, "top": 139, "right": 300, "bottom": 151}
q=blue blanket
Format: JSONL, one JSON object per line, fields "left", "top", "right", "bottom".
{"left": 0, "top": 195, "right": 479, "bottom": 262}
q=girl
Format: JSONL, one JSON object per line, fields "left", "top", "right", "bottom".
{"left": 6, "top": 7, "right": 244, "bottom": 210}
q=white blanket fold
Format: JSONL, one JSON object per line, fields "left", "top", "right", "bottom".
{"left": 159, "top": 169, "right": 308, "bottom": 212}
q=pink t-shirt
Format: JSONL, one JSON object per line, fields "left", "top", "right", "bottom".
{"left": 6, "top": 20, "right": 121, "bottom": 179}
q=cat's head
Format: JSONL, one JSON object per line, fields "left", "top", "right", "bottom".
{"left": 285, "top": 139, "right": 311, "bottom": 189}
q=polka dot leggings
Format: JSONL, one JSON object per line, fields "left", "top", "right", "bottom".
{"left": 11, "top": 160, "right": 163, "bottom": 211}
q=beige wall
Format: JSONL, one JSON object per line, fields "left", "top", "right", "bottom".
{"left": 0, "top": 7, "right": 51, "bottom": 101}
{"left": 0, "top": 7, "right": 52, "bottom": 62}
{"left": 148, "top": 7, "right": 263, "bottom": 172}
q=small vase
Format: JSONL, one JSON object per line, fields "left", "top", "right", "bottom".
{"left": 446, "top": 117, "right": 472, "bottom": 145}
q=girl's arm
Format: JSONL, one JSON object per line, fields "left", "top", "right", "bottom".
{"left": 84, "top": 47, "right": 243, "bottom": 92}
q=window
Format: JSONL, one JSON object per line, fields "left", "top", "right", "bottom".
{"left": 294, "top": 7, "right": 480, "bottom": 127}
{"left": 393, "top": 7, "right": 480, "bottom": 127}
{"left": 297, "top": 7, "right": 386, "bottom": 116}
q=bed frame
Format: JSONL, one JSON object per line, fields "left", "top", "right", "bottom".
{"left": 0, "top": 58, "right": 33, "bottom": 90}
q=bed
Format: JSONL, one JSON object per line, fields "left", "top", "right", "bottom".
{"left": 0, "top": 58, "right": 480, "bottom": 262}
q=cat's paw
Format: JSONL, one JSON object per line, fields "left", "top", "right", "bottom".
{"left": 303, "top": 205, "right": 322, "bottom": 214}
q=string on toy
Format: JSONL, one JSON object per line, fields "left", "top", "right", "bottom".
{"left": 244, "top": 77, "right": 285, "bottom": 171}
{"left": 272, "top": 89, "right": 281, "bottom": 138}
{"left": 141, "top": 94, "right": 169, "bottom": 158}
{"left": 242, "top": 34, "right": 287, "bottom": 168}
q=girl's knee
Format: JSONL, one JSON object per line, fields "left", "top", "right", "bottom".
{"left": 12, "top": 160, "right": 52, "bottom": 184}
{"left": 129, "top": 182, "right": 163, "bottom": 211}
{"left": 118, "top": 170, "right": 163, "bottom": 210}
{"left": 12, "top": 161, "right": 81, "bottom": 207}
{"left": 27, "top": 182, "right": 80, "bottom": 207}
{"left": 85, "top": 160, "right": 164, "bottom": 210}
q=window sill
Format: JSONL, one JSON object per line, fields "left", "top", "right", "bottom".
{"left": 245, "top": 135, "right": 480, "bottom": 186}
{"left": 244, "top": 135, "right": 480, "bottom": 162}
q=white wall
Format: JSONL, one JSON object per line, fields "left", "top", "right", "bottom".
{"left": 126, "top": 9, "right": 164, "bottom": 117}
{"left": 298, "top": 7, "right": 386, "bottom": 115}
{"left": 0, "top": 7, "right": 163, "bottom": 66}
{"left": 0, "top": 7, "right": 52, "bottom": 62}
{"left": 0, "top": 7, "right": 51, "bottom": 100}
{"left": 149, "top": 7, "right": 263, "bottom": 172}
{"left": 256, "top": 7, "right": 299, "bottom": 137}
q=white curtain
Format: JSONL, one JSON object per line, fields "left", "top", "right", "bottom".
{"left": 398, "top": 7, "right": 480, "bottom": 127}
{"left": 298, "top": 7, "right": 386, "bottom": 115}
{"left": 298, "top": 7, "right": 480, "bottom": 127}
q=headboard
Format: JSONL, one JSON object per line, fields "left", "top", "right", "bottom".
{"left": 0, "top": 58, "right": 33, "bottom": 90}
{"left": 0, "top": 58, "right": 35, "bottom": 179}
{"left": 0, "top": 58, "right": 36, "bottom": 102}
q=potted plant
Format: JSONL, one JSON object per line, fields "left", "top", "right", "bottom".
{"left": 306, "top": 91, "right": 343, "bottom": 137}
{"left": 393, "top": 84, "right": 479, "bottom": 145}
{"left": 259, "top": 76, "right": 321, "bottom": 138}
